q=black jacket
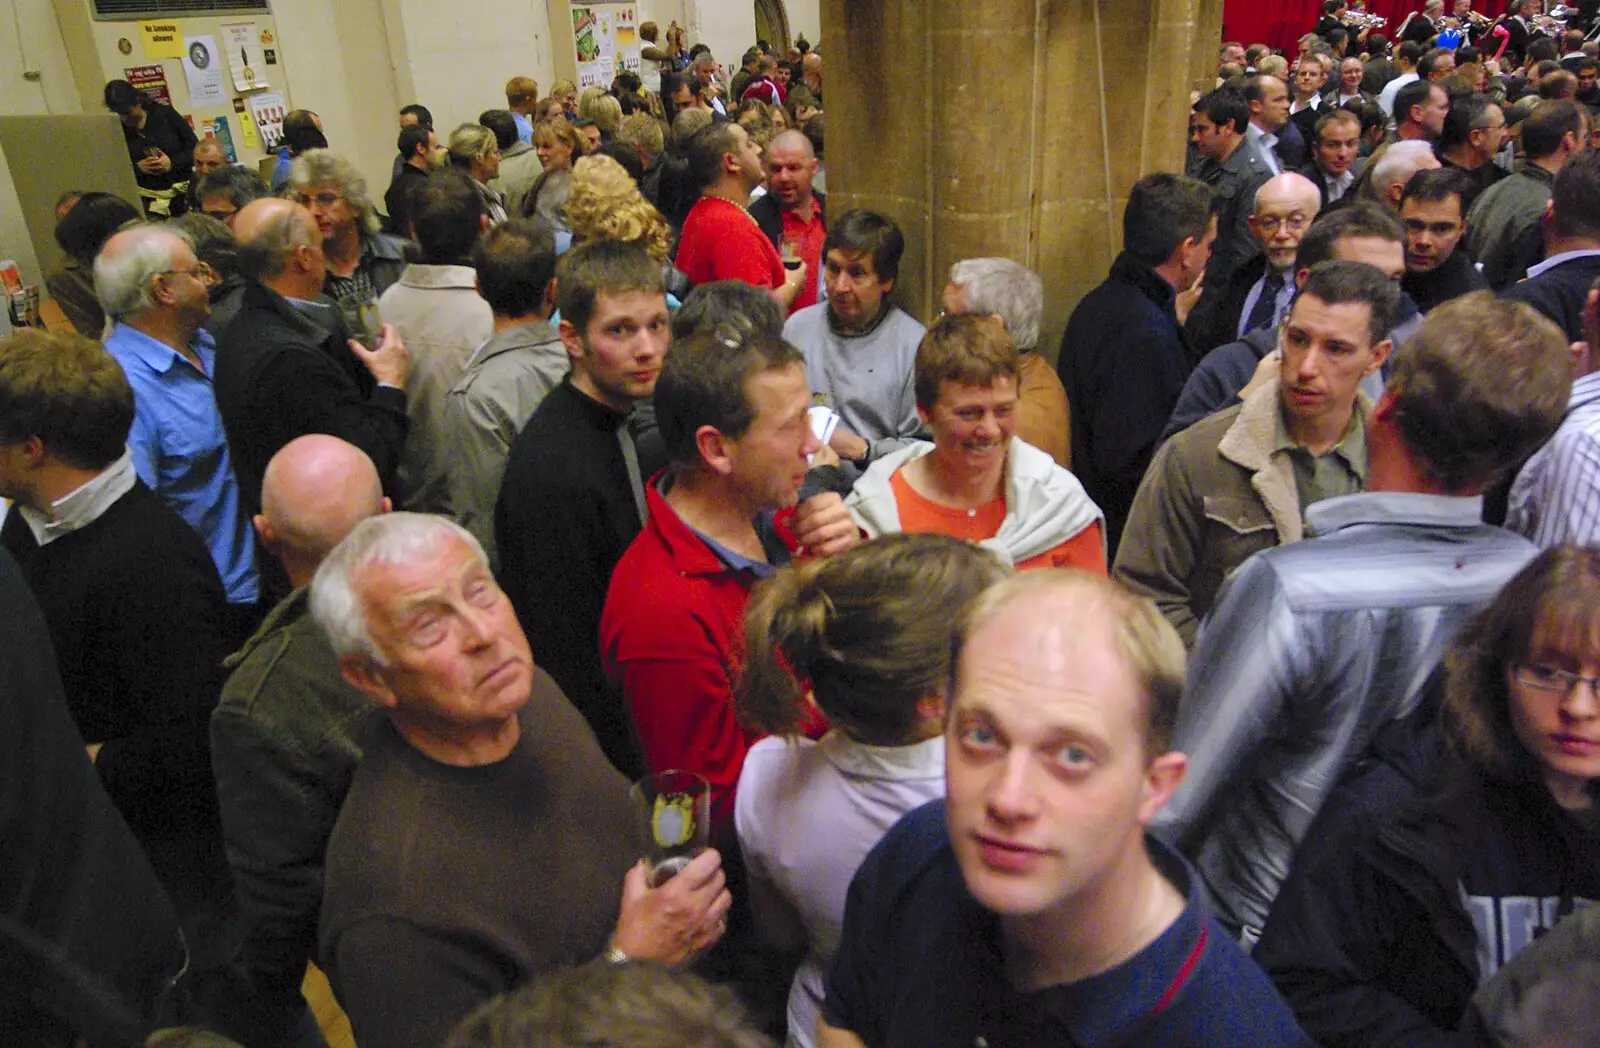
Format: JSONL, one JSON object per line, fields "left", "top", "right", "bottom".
{"left": 121, "top": 102, "right": 198, "bottom": 191}
{"left": 1501, "top": 251, "right": 1600, "bottom": 342}
{"left": 1257, "top": 756, "right": 1600, "bottom": 1048}
{"left": 1057, "top": 252, "right": 1194, "bottom": 557}
{"left": 1185, "top": 253, "right": 1268, "bottom": 359}
{"left": 213, "top": 281, "right": 409, "bottom": 519}
{"left": 750, "top": 190, "right": 826, "bottom": 250}
{"left": 1402, "top": 247, "right": 1489, "bottom": 315}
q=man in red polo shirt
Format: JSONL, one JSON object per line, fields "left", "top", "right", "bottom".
{"left": 599, "top": 325, "right": 857, "bottom": 847}
{"left": 675, "top": 122, "right": 808, "bottom": 312}
{"left": 751, "top": 129, "right": 826, "bottom": 314}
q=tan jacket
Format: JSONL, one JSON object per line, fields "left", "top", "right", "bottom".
{"left": 1016, "top": 352, "right": 1071, "bottom": 469}
{"left": 1113, "top": 378, "right": 1369, "bottom": 648}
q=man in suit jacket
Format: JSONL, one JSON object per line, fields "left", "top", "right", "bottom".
{"left": 1301, "top": 108, "right": 1365, "bottom": 209}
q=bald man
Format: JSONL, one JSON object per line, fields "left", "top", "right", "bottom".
{"left": 211, "top": 434, "right": 390, "bottom": 1046}
{"left": 212, "top": 197, "right": 410, "bottom": 600}
{"left": 751, "top": 128, "right": 827, "bottom": 312}
{"left": 1187, "top": 171, "right": 1323, "bottom": 356}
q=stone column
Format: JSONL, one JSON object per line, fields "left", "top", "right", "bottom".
{"left": 820, "top": 0, "right": 1219, "bottom": 363}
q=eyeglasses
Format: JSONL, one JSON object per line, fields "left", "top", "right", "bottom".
{"left": 297, "top": 192, "right": 342, "bottom": 209}
{"left": 160, "top": 261, "right": 214, "bottom": 282}
{"left": 1254, "top": 214, "right": 1311, "bottom": 234}
{"left": 1514, "top": 663, "right": 1600, "bottom": 695}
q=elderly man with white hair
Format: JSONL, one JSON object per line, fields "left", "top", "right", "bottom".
{"left": 941, "top": 257, "right": 1071, "bottom": 467}
{"left": 310, "top": 511, "right": 731, "bottom": 1048}
{"left": 97, "top": 222, "right": 259, "bottom": 634}
{"left": 1366, "top": 139, "right": 1441, "bottom": 210}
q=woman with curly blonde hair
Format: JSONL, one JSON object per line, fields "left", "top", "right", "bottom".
{"left": 568, "top": 153, "right": 672, "bottom": 261}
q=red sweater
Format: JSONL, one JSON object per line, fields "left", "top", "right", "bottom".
{"left": 675, "top": 197, "right": 785, "bottom": 291}
{"left": 600, "top": 477, "right": 824, "bottom": 846}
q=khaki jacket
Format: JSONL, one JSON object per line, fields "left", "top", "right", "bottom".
{"left": 1114, "top": 378, "right": 1369, "bottom": 648}
{"left": 1016, "top": 352, "right": 1071, "bottom": 469}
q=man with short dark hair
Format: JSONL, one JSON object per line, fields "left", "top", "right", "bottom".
{"left": 675, "top": 123, "right": 807, "bottom": 309}
{"left": 1376, "top": 40, "right": 1424, "bottom": 113}
{"left": 196, "top": 165, "right": 269, "bottom": 229}
{"left": 750, "top": 129, "right": 826, "bottom": 313}
{"left": 385, "top": 123, "right": 435, "bottom": 238}
{"left": 211, "top": 435, "right": 390, "bottom": 1047}
{"left": 1118, "top": 261, "right": 1396, "bottom": 648}
{"left": 1155, "top": 294, "right": 1571, "bottom": 941}
{"left": 481, "top": 108, "right": 542, "bottom": 218}
{"left": 1437, "top": 93, "right": 1509, "bottom": 211}
{"left": 1399, "top": 167, "right": 1487, "bottom": 312}
{"left": 214, "top": 197, "right": 411, "bottom": 525}
{"left": 1190, "top": 88, "right": 1273, "bottom": 297}
{"left": 600, "top": 326, "right": 860, "bottom": 845}
{"left": 1393, "top": 78, "right": 1450, "bottom": 141}
{"left": 1288, "top": 58, "right": 1329, "bottom": 146}
{"left": 1417, "top": 46, "right": 1457, "bottom": 83}
{"left": 378, "top": 170, "right": 494, "bottom": 513}
{"left": 816, "top": 572, "right": 1310, "bottom": 1048}
{"left": 1245, "top": 75, "right": 1306, "bottom": 173}
{"left": 1301, "top": 108, "right": 1363, "bottom": 207}
{"left": 1500, "top": 149, "right": 1600, "bottom": 341}
{"left": 783, "top": 209, "right": 925, "bottom": 476}
{"left": 496, "top": 240, "right": 667, "bottom": 777}
{"left": 1469, "top": 99, "right": 1589, "bottom": 289}
{"left": 729, "top": 49, "right": 761, "bottom": 106}
{"left": 437, "top": 219, "right": 563, "bottom": 565}
{"left": 1058, "top": 173, "right": 1217, "bottom": 557}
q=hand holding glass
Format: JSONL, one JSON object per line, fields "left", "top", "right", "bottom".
{"left": 630, "top": 770, "right": 710, "bottom": 887}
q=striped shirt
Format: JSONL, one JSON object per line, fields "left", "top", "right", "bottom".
{"left": 1154, "top": 492, "right": 1538, "bottom": 939}
{"left": 1506, "top": 372, "right": 1600, "bottom": 548}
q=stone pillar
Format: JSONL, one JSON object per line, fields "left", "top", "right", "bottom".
{"left": 820, "top": 0, "right": 1220, "bottom": 363}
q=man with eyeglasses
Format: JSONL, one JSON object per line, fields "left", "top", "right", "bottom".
{"left": 1186, "top": 172, "right": 1321, "bottom": 357}
{"left": 1437, "top": 94, "right": 1508, "bottom": 213}
{"left": 95, "top": 223, "right": 260, "bottom": 641}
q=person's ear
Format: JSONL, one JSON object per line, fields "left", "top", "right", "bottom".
{"left": 340, "top": 655, "right": 399, "bottom": 709}
{"left": 1367, "top": 337, "right": 1394, "bottom": 375}
{"left": 559, "top": 318, "right": 584, "bottom": 363}
{"left": 916, "top": 402, "right": 932, "bottom": 427}
{"left": 695, "top": 424, "right": 735, "bottom": 476}
{"left": 252, "top": 514, "right": 275, "bottom": 552}
{"left": 915, "top": 693, "right": 948, "bottom": 724}
{"left": 1137, "top": 751, "right": 1189, "bottom": 825}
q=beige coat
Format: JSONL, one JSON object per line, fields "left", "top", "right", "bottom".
{"left": 1113, "top": 378, "right": 1369, "bottom": 648}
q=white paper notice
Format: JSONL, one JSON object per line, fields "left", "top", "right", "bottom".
{"left": 182, "top": 35, "right": 226, "bottom": 106}
{"left": 248, "top": 91, "right": 287, "bottom": 150}
{"left": 223, "top": 22, "right": 268, "bottom": 91}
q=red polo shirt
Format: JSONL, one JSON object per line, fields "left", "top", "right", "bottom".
{"left": 780, "top": 202, "right": 827, "bottom": 313}
{"left": 676, "top": 196, "right": 785, "bottom": 291}
{"left": 600, "top": 475, "right": 825, "bottom": 847}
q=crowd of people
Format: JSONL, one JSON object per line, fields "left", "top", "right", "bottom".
{"left": 4, "top": 8, "right": 1600, "bottom": 1048}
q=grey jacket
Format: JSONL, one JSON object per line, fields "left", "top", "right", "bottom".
{"left": 440, "top": 319, "right": 569, "bottom": 568}
{"left": 1115, "top": 378, "right": 1350, "bottom": 649}
{"left": 492, "top": 141, "right": 544, "bottom": 219}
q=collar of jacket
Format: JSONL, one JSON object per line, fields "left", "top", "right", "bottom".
{"left": 1218, "top": 377, "right": 1317, "bottom": 544}
{"left": 1109, "top": 251, "right": 1179, "bottom": 315}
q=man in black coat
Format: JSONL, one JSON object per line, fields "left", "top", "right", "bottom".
{"left": 0, "top": 328, "right": 240, "bottom": 1027}
{"left": 1501, "top": 149, "right": 1600, "bottom": 342}
{"left": 214, "top": 197, "right": 412, "bottom": 518}
{"left": 1399, "top": 168, "right": 1488, "bottom": 314}
{"left": 1057, "top": 173, "right": 1215, "bottom": 558}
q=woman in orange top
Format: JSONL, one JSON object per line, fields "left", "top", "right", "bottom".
{"left": 844, "top": 315, "right": 1106, "bottom": 571}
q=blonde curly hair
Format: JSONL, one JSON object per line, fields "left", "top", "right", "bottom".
{"left": 567, "top": 154, "right": 672, "bottom": 263}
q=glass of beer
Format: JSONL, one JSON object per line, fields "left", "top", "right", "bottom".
{"left": 630, "top": 770, "right": 710, "bottom": 886}
{"left": 780, "top": 235, "right": 803, "bottom": 271}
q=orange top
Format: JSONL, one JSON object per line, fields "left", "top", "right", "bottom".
{"left": 888, "top": 469, "right": 1107, "bottom": 573}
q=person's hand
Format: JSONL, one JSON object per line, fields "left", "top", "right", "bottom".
{"left": 809, "top": 441, "right": 841, "bottom": 468}
{"left": 792, "top": 492, "right": 860, "bottom": 558}
{"left": 828, "top": 425, "right": 868, "bottom": 464}
{"left": 350, "top": 323, "right": 411, "bottom": 389}
{"left": 611, "top": 849, "right": 730, "bottom": 966}
{"left": 1240, "top": 348, "right": 1281, "bottom": 401}
{"left": 138, "top": 151, "right": 171, "bottom": 174}
{"left": 1175, "top": 273, "right": 1205, "bottom": 326}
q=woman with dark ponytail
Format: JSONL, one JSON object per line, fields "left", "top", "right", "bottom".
{"left": 734, "top": 533, "right": 1006, "bottom": 1048}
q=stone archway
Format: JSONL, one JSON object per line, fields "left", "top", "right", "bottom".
{"left": 754, "top": 0, "right": 791, "bottom": 50}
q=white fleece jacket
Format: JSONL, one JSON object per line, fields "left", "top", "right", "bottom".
{"left": 846, "top": 437, "right": 1106, "bottom": 569}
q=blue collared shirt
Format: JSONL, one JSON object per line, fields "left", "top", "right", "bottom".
{"left": 106, "top": 324, "right": 259, "bottom": 604}
{"left": 512, "top": 110, "right": 533, "bottom": 144}
{"left": 1156, "top": 491, "right": 1538, "bottom": 937}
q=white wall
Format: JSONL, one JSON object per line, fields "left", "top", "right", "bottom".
{"left": 383, "top": 0, "right": 555, "bottom": 135}
{"left": 1, "top": 0, "right": 79, "bottom": 116}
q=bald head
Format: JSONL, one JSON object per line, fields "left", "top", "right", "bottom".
{"left": 259, "top": 435, "right": 386, "bottom": 580}
{"left": 1253, "top": 172, "right": 1321, "bottom": 215}
{"left": 769, "top": 128, "right": 815, "bottom": 160}
{"left": 234, "top": 197, "right": 323, "bottom": 294}
{"left": 1248, "top": 172, "right": 1322, "bottom": 270}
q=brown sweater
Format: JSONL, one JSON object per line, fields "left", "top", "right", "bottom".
{"left": 1017, "top": 351, "right": 1071, "bottom": 469}
{"left": 319, "top": 669, "right": 635, "bottom": 1048}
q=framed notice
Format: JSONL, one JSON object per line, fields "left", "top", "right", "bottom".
{"left": 124, "top": 65, "right": 172, "bottom": 107}
{"left": 248, "top": 91, "right": 287, "bottom": 150}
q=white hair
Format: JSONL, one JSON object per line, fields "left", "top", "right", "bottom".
{"left": 92, "top": 224, "right": 191, "bottom": 321}
{"left": 1371, "top": 140, "right": 1437, "bottom": 196}
{"left": 308, "top": 512, "right": 488, "bottom": 665}
{"left": 947, "top": 258, "right": 1044, "bottom": 351}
